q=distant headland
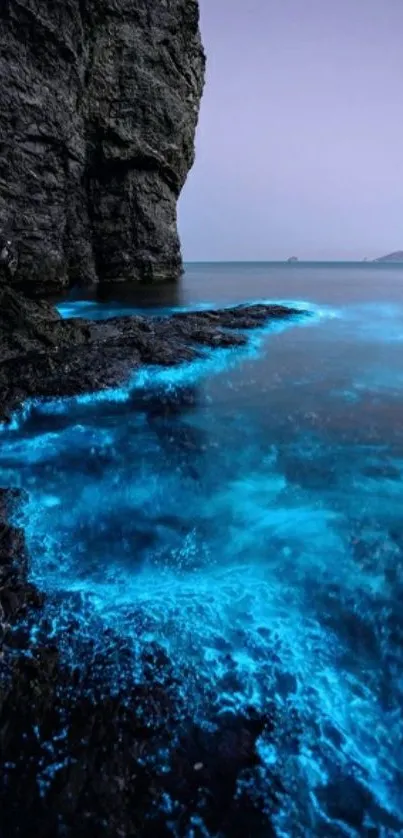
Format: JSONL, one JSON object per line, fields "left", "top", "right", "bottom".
{"left": 374, "top": 251, "right": 403, "bottom": 262}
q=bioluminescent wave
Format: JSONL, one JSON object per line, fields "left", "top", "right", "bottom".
{"left": 2, "top": 300, "right": 325, "bottom": 432}
{"left": 1, "top": 299, "right": 403, "bottom": 835}
{"left": 57, "top": 296, "right": 337, "bottom": 322}
{"left": 56, "top": 299, "right": 216, "bottom": 320}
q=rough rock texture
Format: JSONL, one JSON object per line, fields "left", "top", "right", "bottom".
{"left": 0, "top": 284, "right": 305, "bottom": 421}
{"left": 0, "top": 485, "right": 281, "bottom": 837}
{"left": 0, "top": 292, "right": 308, "bottom": 837}
{"left": 0, "top": 0, "right": 205, "bottom": 295}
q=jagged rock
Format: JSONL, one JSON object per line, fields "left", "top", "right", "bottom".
{"left": 0, "top": 285, "right": 308, "bottom": 835}
{"left": 0, "top": 1, "right": 205, "bottom": 295}
{"left": 0, "top": 234, "right": 18, "bottom": 282}
{"left": 0, "top": 289, "right": 305, "bottom": 421}
{"left": 0, "top": 486, "right": 282, "bottom": 838}
{"left": 0, "top": 283, "right": 90, "bottom": 361}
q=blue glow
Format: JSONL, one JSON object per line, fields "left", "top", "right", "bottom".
{"left": 2, "top": 300, "right": 323, "bottom": 432}
{"left": 56, "top": 299, "right": 216, "bottom": 320}
{"left": 57, "top": 295, "right": 337, "bottom": 322}
{"left": 1, "top": 298, "right": 403, "bottom": 834}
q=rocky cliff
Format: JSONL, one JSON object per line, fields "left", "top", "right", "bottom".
{"left": 0, "top": 0, "right": 205, "bottom": 295}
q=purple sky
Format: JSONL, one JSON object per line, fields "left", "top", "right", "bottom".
{"left": 178, "top": 0, "right": 403, "bottom": 261}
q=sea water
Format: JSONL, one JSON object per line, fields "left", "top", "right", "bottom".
{"left": 1, "top": 262, "right": 403, "bottom": 835}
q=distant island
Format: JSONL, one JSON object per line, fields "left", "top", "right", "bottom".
{"left": 374, "top": 251, "right": 403, "bottom": 262}
{"left": 286, "top": 256, "right": 299, "bottom": 263}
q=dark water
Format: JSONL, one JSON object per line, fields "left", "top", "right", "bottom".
{"left": 2, "top": 262, "right": 403, "bottom": 835}
{"left": 57, "top": 260, "right": 403, "bottom": 318}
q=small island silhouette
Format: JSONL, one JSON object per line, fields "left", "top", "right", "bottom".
{"left": 374, "top": 251, "right": 403, "bottom": 262}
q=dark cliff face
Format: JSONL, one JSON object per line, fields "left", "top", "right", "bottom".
{"left": 0, "top": 0, "right": 205, "bottom": 294}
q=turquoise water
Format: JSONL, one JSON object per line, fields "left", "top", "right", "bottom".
{"left": 2, "top": 263, "right": 403, "bottom": 835}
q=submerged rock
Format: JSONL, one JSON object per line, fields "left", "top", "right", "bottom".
{"left": 0, "top": 1, "right": 205, "bottom": 294}
{"left": 0, "top": 274, "right": 308, "bottom": 835}
{"left": 0, "top": 482, "right": 287, "bottom": 837}
{"left": 0, "top": 287, "right": 305, "bottom": 421}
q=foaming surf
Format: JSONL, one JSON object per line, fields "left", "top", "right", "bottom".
{"left": 1, "top": 297, "right": 403, "bottom": 835}
{"left": 2, "top": 299, "right": 324, "bottom": 433}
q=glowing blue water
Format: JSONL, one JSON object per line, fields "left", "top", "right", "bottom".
{"left": 2, "top": 266, "right": 403, "bottom": 835}
{"left": 56, "top": 299, "right": 215, "bottom": 319}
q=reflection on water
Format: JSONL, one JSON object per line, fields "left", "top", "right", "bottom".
{"left": 2, "top": 263, "right": 403, "bottom": 835}
{"left": 56, "top": 261, "right": 403, "bottom": 318}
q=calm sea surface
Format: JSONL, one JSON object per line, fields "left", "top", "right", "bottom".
{"left": 2, "top": 262, "right": 403, "bottom": 835}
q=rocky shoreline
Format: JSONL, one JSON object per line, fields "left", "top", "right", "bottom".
{"left": 1, "top": 486, "right": 283, "bottom": 836}
{"left": 0, "top": 282, "right": 306, "bottom": 421}
{"left": 0, "top": 289, "right": 307, "bottom": 837}
{"left": 0, "top": 0, "right": 309, "bottom": 826}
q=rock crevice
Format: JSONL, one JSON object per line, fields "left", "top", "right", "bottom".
{"left": 0, "top": 0, "right": 205, "bottom": 294}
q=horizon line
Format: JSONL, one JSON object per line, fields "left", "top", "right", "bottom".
{"left": 183, "top": 259, "right": 401, "bottom": 265}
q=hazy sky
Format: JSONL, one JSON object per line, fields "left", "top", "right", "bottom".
{"left": 178, "top": 0, "right": 403, "bottom": 261}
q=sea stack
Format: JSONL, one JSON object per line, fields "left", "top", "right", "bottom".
{"left": 0, "top": 1, "right": 205, "bottom": 295}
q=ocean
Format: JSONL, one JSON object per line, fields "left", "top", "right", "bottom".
{"left": 2, "top": 262, "right": 403, "bottom": 835}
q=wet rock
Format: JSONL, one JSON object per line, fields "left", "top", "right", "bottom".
{"left": 0, "top": 289, "right": 308, "bottom": 836}
{"left": 0, "top": 290, "right": 306, "bottom": 421}
{"left": 316, "top": 774, "right": 403, "bottom": 834}
{"left": 0, "top": 486, "right": 288, "bottom": 838}
{"left": 160, "top": 710, "right": 280, "bottom": 837}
